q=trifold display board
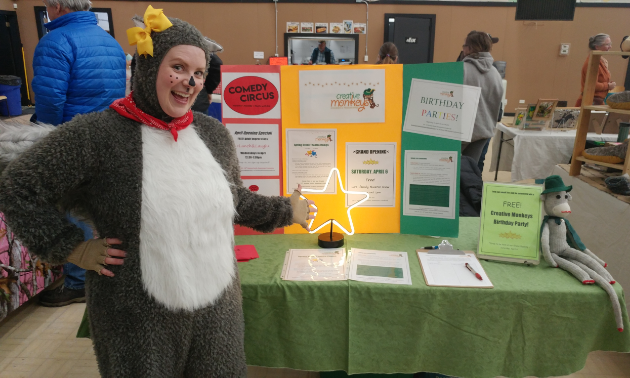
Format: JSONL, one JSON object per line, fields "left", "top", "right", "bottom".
{"left": 223, "top": 63, "right": 463, "bottom": 237}
{"left": 281, "top": 65, "right": 403, "bottom": 235}
{"left": 401, "top": 63, "right": 462, "bottom": 237}
{"left": 221, "top": 66, "right": 284, "bottom": 235}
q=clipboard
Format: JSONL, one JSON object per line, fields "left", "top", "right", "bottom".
{"left": 416, "top": 242, "right": 493, "bottom": 288}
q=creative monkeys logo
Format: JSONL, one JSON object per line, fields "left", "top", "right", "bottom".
{"left": 330, "top": 88, "right": 379, "bottom": 112}
{"left": 315, "top": 134, "right": 333, "bottom": 142}
{"left": 439, "top": 156, "right": 454, "bottom": 163}
{"left": 440, "top": 90, "right": 455, "bottom": 98}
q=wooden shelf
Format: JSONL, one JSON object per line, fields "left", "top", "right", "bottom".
{"left": 592, "top": 51, "right": 630, "bottom": 56}
{"left": 583, "top": 105, "right": 630, "bottom": 115}
{"left": 575, "top": 156, "right": 624, "bottom": 170}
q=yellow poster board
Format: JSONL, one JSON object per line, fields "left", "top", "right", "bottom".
{"left": 281, "top": 65, "right": 403, "bottom": 234}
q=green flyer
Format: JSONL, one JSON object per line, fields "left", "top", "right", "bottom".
{"left": 478, "top": 183, "right": 543, "bottom": 264}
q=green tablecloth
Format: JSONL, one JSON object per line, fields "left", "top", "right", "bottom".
{"left": 78, "top": 218, "right": 630, "bottom": 377}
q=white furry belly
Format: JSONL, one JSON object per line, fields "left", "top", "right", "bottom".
{"left": 139, "top": 125, "right": 235, "bottom": 311}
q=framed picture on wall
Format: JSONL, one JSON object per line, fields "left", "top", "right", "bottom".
{"left": 549, "top": 108, "right": 580, "bottom": 130}
{"left": 513, "top": 108, "right": 527, "bottom": 128}
{"left": 353, "top": 23, "right": 366, "bottom": 34}
{"left": 330, "top": 23, "right": 344, "bottom": 34}
{"left": 315, "top": 23, "right": 328, "bottom": 33}
{"left": 532, "top": 99, "right": 558, "bottom": 121}
{"left": 343, "top": 20, "right": 353, "bottom": 34}
{"left": 287, "top": 22, "right": 299, "bottom": 33}
{"left": 301, "top": 23, "right": 313, "bottom": 33}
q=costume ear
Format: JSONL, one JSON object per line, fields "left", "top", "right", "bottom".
{"left": 131, "top": 15, "right": 145, "bottom": 29}
{"left": 204, "top": 37, "right": 223, "bottom": 53}
{"left": 567, "top": 193, "right": 572, "bottom": 201}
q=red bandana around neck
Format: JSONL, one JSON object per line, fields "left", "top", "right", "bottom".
{"left": 109, "top": 92, "right": 193, "bottom": 141}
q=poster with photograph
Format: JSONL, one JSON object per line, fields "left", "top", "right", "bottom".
{"left": 299, "top": 69, "right": 385, "bottom": 124}
{"left": 346, "top": 143, "right": 396, "bottom": 207}
{"left": 403, "top": 79, "right": 481, "bottom": 142}
{"left": 287, "top": 22, "right": 299, "bottom": 33}
{"left": 353, "top": 23, "right": 366, "bottom": 34}
{"left": 225, "top": 124, "right": 280, "bottom": 176}
{"left": 330, "top": 23, "right": 344, "bottom": 34}
{"left": 301, "top": 22, "right": 313, "bottom": 33}
{"left": 315, "top": 23, "right": 328, "bottom": 33}
{"left": 286, "top": 129, "right": 337, "bottom": 194}
{"left": 550, "top": 108, "right": 580, "bottom": 130}
{"left": 403, "top": 150, "right": 458, "bottom": 219}
{"left": 343, "top": 20, "right": 353, "bottom": 34}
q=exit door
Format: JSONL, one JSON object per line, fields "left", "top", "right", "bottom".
{"left": 0, "top": 10, "right": 29, "bottom": 105}
{"left": 383, "top": 14, "right": 435, "bottom": 64}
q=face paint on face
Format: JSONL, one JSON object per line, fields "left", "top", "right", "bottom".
{"left": 156, "top": 45, "right": 206, "bottom": 118}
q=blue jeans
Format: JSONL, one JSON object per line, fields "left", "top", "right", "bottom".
{"left": 477, "top": 139, "right": 491, "bottom": 173}
{"left": 64, "top": 214, "right": 94, "bottom": 290}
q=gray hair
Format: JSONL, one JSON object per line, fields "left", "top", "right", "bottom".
{"left": 589, "top": 33, "right": 610, "bottom": 50}
{"left": 44, "top": 0, "right": 92, "bottom": 12}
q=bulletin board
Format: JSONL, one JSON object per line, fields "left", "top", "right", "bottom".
{"left": 281, "top": 64, "right": 404, "bottom": 235}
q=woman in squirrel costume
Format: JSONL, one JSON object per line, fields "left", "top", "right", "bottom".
{"left": 0, "top": 6, "right": 313, "bottom": 377}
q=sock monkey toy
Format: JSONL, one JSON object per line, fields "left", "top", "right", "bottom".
{"left": 540, "top": 175, "right": 623, "bottom": 332}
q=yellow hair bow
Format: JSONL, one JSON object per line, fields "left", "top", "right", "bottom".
{"left": 127, "top": 5, "right": 173, "bottom": 57}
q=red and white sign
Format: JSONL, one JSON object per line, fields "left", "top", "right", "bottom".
{"left": 222, "top": 66, "right": 284, "bottom": 235}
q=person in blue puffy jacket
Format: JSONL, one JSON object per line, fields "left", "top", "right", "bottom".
{"left": 31, "top": 0, "right": 126, "bottom": 307}
{"left": 32, "top": 0, "right": 126, "bottom": 125}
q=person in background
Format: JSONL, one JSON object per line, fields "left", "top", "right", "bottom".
{"left": 575, "top": 33, "right": 616, "bottom": 106}
{"left": 125, "top": 53, "right": 133, "bottom": 95}
{"left": 375, "top": 42, "right": 399, "bottom": 64}
{"left": 461, "top": 31, "right": 503, "bottom": 163}
{"left": 30, "top": 0, "right": 126, "bottom": 306}
{"left": 191, "top": 54, "right": 223, "bottom": 113}
{"left": 456, "top": 34, "right": 498, "bottom": 62}
{"left": 309, "top": 41, "right": 336, "bottom": 65}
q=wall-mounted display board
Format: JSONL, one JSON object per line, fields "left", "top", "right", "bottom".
{"left": 281, "top": 64, "right": 403, "bottom": 235}
{"left": 222, "top": 65, "right": 284, "bottom": 235}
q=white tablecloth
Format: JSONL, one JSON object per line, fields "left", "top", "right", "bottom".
{"left": 489, "top": 123, "right": 618, "bottom": 182}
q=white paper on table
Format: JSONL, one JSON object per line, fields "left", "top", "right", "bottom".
{"left": 286, "top": 129, "right": 337, "bottom": 194}
{"left": 345, "top": 142, "right": 396, "bottom": 207}
{"left": 417, "top": 252, "right": 493, "bottom": 288}
{"left": 282, "top": 249, "right": 347, "bottom": 281}
{"left": 403, "top": 150, "right": 457, "bottom": 219}
{"left": 349, "top": 248, "right": 412, "bottom": 285}
{"left": 403, "top": 79, "right": 480, "bottom": 142}
{"left": 226, "top": 124, "right": 280, "bottom": 176}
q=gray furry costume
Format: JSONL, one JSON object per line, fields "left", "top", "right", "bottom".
{"left": 0, "top": 16, "right": 294, "bottom": 377}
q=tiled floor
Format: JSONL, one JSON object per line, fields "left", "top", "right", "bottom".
{"left": 0, "top": 119, "right": 627, "bottom": 377}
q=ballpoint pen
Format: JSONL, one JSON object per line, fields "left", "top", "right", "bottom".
{"left": 465, "top": 263, "right": 483, "bottom": 281}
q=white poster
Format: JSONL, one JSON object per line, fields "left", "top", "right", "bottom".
{"left": 403, "top": 79, "right": 481, "bottom": 142}
{"left": 299, "top": 69, "right": 385, "bottom": 124}
{"left": 403, "top": 150, "right": 457, "bottom": 219}
{"left": 286, "top": 129, "right": 337, "bottom": 194}
{"left": 222, "top": 72, "right": 281, "bottom": 119}
{"left": 345, "top": 143, "right": 396, "bottom": 207}
{"left": 242, "top": 179, "right": 280, "bottom": 197}
{"left": 226, "top": 124, "right": 279, "bottom": 176}
{"left": 301, "top": 22, "right": 313, "bottom": 33}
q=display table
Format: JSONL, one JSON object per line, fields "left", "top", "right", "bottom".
{"left": 77, "top": 218, "right": 630, "bottom": 377}
{"left": 489, "top": 123, "right": 617, "bottom": 182}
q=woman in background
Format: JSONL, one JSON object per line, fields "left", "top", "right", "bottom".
{"left": 461, "top": 31, "right": 503, "bottom": 162}
{"left": 575, "top": 33, "right": 616, "bottom": 106}
{"left": 376, "top": 42, "right": 399, "bottom": 64}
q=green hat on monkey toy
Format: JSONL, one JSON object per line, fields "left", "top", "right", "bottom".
{"left": 542, "top": 175, "right": 572, "bottom": 194}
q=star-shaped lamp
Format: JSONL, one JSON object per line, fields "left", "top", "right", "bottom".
{"left": 300, "top": 168, "right": 369, "bottom": 248}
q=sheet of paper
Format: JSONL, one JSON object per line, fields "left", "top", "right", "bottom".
{"left": 226, "top": 124, "right": 280, "bottom": 176}
{"left": 418, "top": 252, "right": 493, "bottom": 288}
{"left": 349, "top": 249, "right": 411, "bottom": 285}
{"left": 286, "top": 129, "right": 337, "bottom": 194}
{"left": 345, "top": 142, "right": 396, "bottom": 207}
{"left": 403, "top": 150, "right": 457, "bottom": 219}
{"left": 478, "top": 183, "right": 542, "bottom": 263}
{"left": 299, "top": 69, "right": 385, "bottom": 124}
{"left": 403, "top": 79, "right": 480, "bottom": 142}
{"left": 281, "top": 249, "right": 347, "bottom": 281}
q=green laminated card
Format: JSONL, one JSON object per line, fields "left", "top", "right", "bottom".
{"left": 478, "top": 183, "right": 543, "bottom": 264}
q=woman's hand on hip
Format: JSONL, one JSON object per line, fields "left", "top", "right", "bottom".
{"left": 66, "top": 238, "right": 126, "bottom": 277}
